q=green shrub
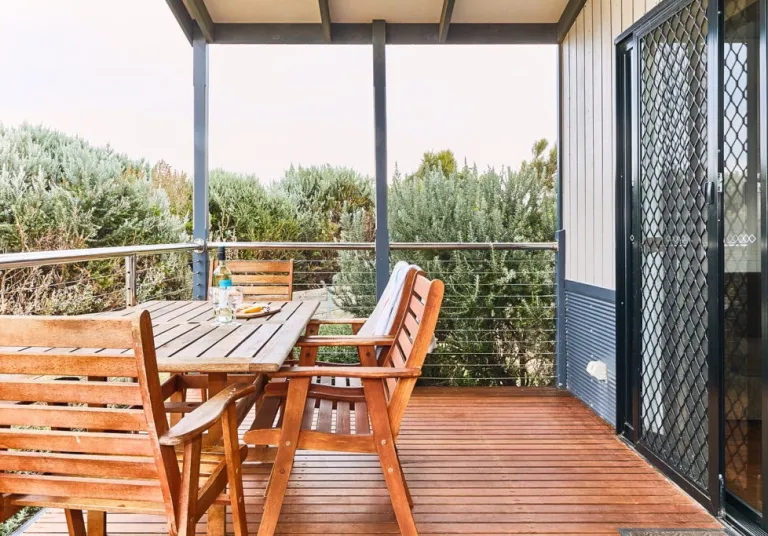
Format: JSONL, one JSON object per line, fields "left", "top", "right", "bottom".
{"left": 333, "top": 153, "right": 556, "bottom": 386}
{"left": 0, "top": 124, "right": 189, "bottom": 314}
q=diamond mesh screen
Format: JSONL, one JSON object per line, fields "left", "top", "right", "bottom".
{"left": 638, "top": 0, "right": 709, "bottom": 491}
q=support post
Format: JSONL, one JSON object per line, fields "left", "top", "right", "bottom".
{"left": 373, "top": 20, "right": 389, "bottom": 300}
{"left": 192, "top": 28, "right": 210, "bottom": 300}
{"left": 125, "top": 254, "right": 137, "bottom": 307}
{"left": 555, "top": 44, "right": 566, "bottom": 389}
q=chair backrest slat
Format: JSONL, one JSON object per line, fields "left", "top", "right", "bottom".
{"left": 0, "top": 379, "right": 144, "bottom": 406}
{"left": 0, "top": 311, "right": 182, "bottom": 528}
{"left": 210, "top": 259, "right": 294, "bottom": 301}
{"left": 380, "top": 272, "right": 444, "bottom": 436}
{"left": 0, "top": 353, "right": 138, "bottom": 377}
{"left": 0, "top": 429, "right": 155, "bottom": 456}
{"left": 0, "top": 317, "right": 135, "bottom": 348}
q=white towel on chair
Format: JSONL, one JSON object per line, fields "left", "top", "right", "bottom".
{"left": 358, "top": 262, "right": 437, "bottom": 353}
{"left": 358, "top": 261, "right": 412, "bottom": 337}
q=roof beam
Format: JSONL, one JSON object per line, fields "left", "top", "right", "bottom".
{"left": 164, "top": 0, "right": 195, "bottom": 44}
{"left": 318, "top": 0, "right": 332, "bottom": 43}
{"left": 438, "top": 0, "right": 456, "bottom": 44}
{"left": 214, "top": 23, "right": 558, "bottom": 45}
{"left": 556, "top": 0, "right": 587, "bottom": 43}
{"left": 187, "top": 0, "right": 215, "bottom": 43}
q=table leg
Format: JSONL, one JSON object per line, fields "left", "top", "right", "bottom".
{"left": 206, "top": 504, "right": 226, "bottom": 536}
{"left": 86, "top": 510, "right": 106, "bottom": 536}
{"left": 204, "top": 373, "right": 228, "bottom": 447}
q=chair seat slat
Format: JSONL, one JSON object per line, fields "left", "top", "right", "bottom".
{"left": 316, "top": 377, "right": 334, "bottom": 433}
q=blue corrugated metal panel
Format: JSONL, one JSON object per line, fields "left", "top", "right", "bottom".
{"left": 565, "top": 281, "right": 616, "bottom": 425}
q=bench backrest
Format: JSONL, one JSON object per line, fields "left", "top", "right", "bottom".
{"left": 210, "top": 259, "right": 294, "bottom": 301}
{"left": 380, "top": 272, "right": 444, "bottom": 437}
{"left": 0, "top": 312, "right": 182, "bottom": 526}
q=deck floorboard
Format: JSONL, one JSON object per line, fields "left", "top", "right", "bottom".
{"left": 22, "top": 387, "right": 721, "bottom": 535}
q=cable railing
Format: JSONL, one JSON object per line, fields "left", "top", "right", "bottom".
{"left": 0, "top": 241, "right": 557, "bottom": 386}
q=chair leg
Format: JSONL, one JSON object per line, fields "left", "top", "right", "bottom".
{"left": 258, "top": 377, "right": 310, "bottom": 536}
{"left": 222, "top": 404, "right": 248, "bottom": 536}
{"left": 178, "top": 436, "right": 203, "bottom": 536}
{"left": 364, "top": 379, "right": 418, "bottom": 535}
{"left": 169, "top": 385, "right": 186, "bottom": 427}
{"left": 65, "top": 509, "right": 86, "bottom": 536}
{"left": 86, "top": 510, "right": 106, "bottom": 536}
{"left": 395, "top": 448, "right": 414, "bottom": 508}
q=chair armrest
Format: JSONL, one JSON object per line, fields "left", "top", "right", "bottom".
{"left": 159, "top": 382, "right": 255, "bottom": 446}
{"left": 309, "top": 318, "right": 367, "bottom": 326}
{"left": 296, "top": 335, "right": 395, "bottom": 347}
{"left": 270, "top": 366, "right": 421, "bottom": 379}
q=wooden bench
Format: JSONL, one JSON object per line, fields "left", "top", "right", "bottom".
{"left": 244, "top": 272, "right": 444, "bottom": 536}
{"left": 0, "top": 311, "right": 251, "bottom": 536}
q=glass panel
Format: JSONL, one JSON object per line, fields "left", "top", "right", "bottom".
{"left": 723, "top": 0, "right": 762, "bottom": 513}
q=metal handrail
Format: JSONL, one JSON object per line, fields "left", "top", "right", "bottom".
{"left": 0, "top": 240, "right": 558, "bottom": 270}
{"left": 208, "top": 241, "right": 559, "bottom": 251}
{"left": 0, "top": 243, "right": 198, "bottom": 270}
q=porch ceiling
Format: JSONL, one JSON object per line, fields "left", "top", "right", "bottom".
{"left": 167, "top": 0, "right": 576, "bottom": 45}
{"left": 182, "top": 0, "right": 570, "bottom": 24}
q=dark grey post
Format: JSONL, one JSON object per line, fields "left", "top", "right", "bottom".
{"left": 373, "top": 20, "right": 389, "bottom": 300}
{"left": 192, "top": 28, "right": 210, "bottom": 300}
{"left": 555, "top": 230, "right": 566, "bottom": 388}
{"left": 555, "top": 45, "right": 567, "bottom": 388}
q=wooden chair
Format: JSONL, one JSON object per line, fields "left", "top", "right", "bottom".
{"left": 210, "top": 259, "right": 294, "bottom": 301}
{"left": 0, "top": 311, "right": 251, "bottom": 536}
{"left": 244, "top": 272, "right": 444, "bottom": 536}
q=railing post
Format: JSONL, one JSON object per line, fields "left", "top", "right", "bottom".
{"left": 373, "top": 20, "right": 389, "bottom": 300}
{"left": 125, "top": 254, "right": 137, "bottom": 307}
{"left": 192, "top": 27, "right": 210, "bottom": 300}
{"left": 555, "top": 230, "right": 566, "bottom": 388}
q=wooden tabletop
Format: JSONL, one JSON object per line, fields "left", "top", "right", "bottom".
{"left": 90, "top": 300, "right": 320, "bottom": 373}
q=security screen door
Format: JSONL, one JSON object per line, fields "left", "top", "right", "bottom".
{"left": 635, "top": 0, "right": 713, "bottom": 503}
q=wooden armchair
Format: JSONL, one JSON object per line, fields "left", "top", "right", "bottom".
{"left": 244, "top": 272, "right": 444, "bottom": 536}
{"left": 210, "top": 259, "right": 294, "bottom": 301}
{"left": 0, "top": 311, "right": 250, "bottom": 536}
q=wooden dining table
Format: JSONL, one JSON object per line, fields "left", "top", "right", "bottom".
{"left": 94, "top": 299, "right": 320, "bottom": 373}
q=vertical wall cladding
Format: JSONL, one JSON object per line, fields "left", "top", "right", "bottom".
{"left": 565, "top": 281, "right": 617, "bottom": 425}
{"left": 561, "top": 0, "right": 661, "bottom": 289}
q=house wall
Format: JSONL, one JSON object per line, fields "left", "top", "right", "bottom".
{"left": 560, "top": 0, "right": 660, "bottom": 424}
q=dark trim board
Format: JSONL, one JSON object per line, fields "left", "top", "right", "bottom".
{"left": 211, "top": 23, "right": 558, "bottom": 45}
{"left": 557, "top": 0, "right": 588, "bottom": 42}
{"left": 564, "top": 279, "right": 617, "bottom": 425}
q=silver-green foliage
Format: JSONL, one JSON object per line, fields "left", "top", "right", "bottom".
{"left": 0, "top": 124, "right": 188, "bottom": 314}
{"left": 334, "top": 162, "right": 556, "bottom": 386}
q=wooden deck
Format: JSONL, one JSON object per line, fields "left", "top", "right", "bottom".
{"left": 23, "top": 387, "right": 721, "bottom": 535}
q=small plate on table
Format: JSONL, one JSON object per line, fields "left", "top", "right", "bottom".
{"left": 234, "top": 302, "right": 284, "bottom": 319}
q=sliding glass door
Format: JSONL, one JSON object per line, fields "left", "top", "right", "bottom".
{"left": 722, "top": 0, "right": 763, "bottom": 517}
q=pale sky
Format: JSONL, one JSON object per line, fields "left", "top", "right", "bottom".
{"left": 0, "top": 1, "right": 557, "bottom": 182}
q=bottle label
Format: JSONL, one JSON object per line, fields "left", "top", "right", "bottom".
{"left": 219, "top": 280, "right": 232, "bottom": 288}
